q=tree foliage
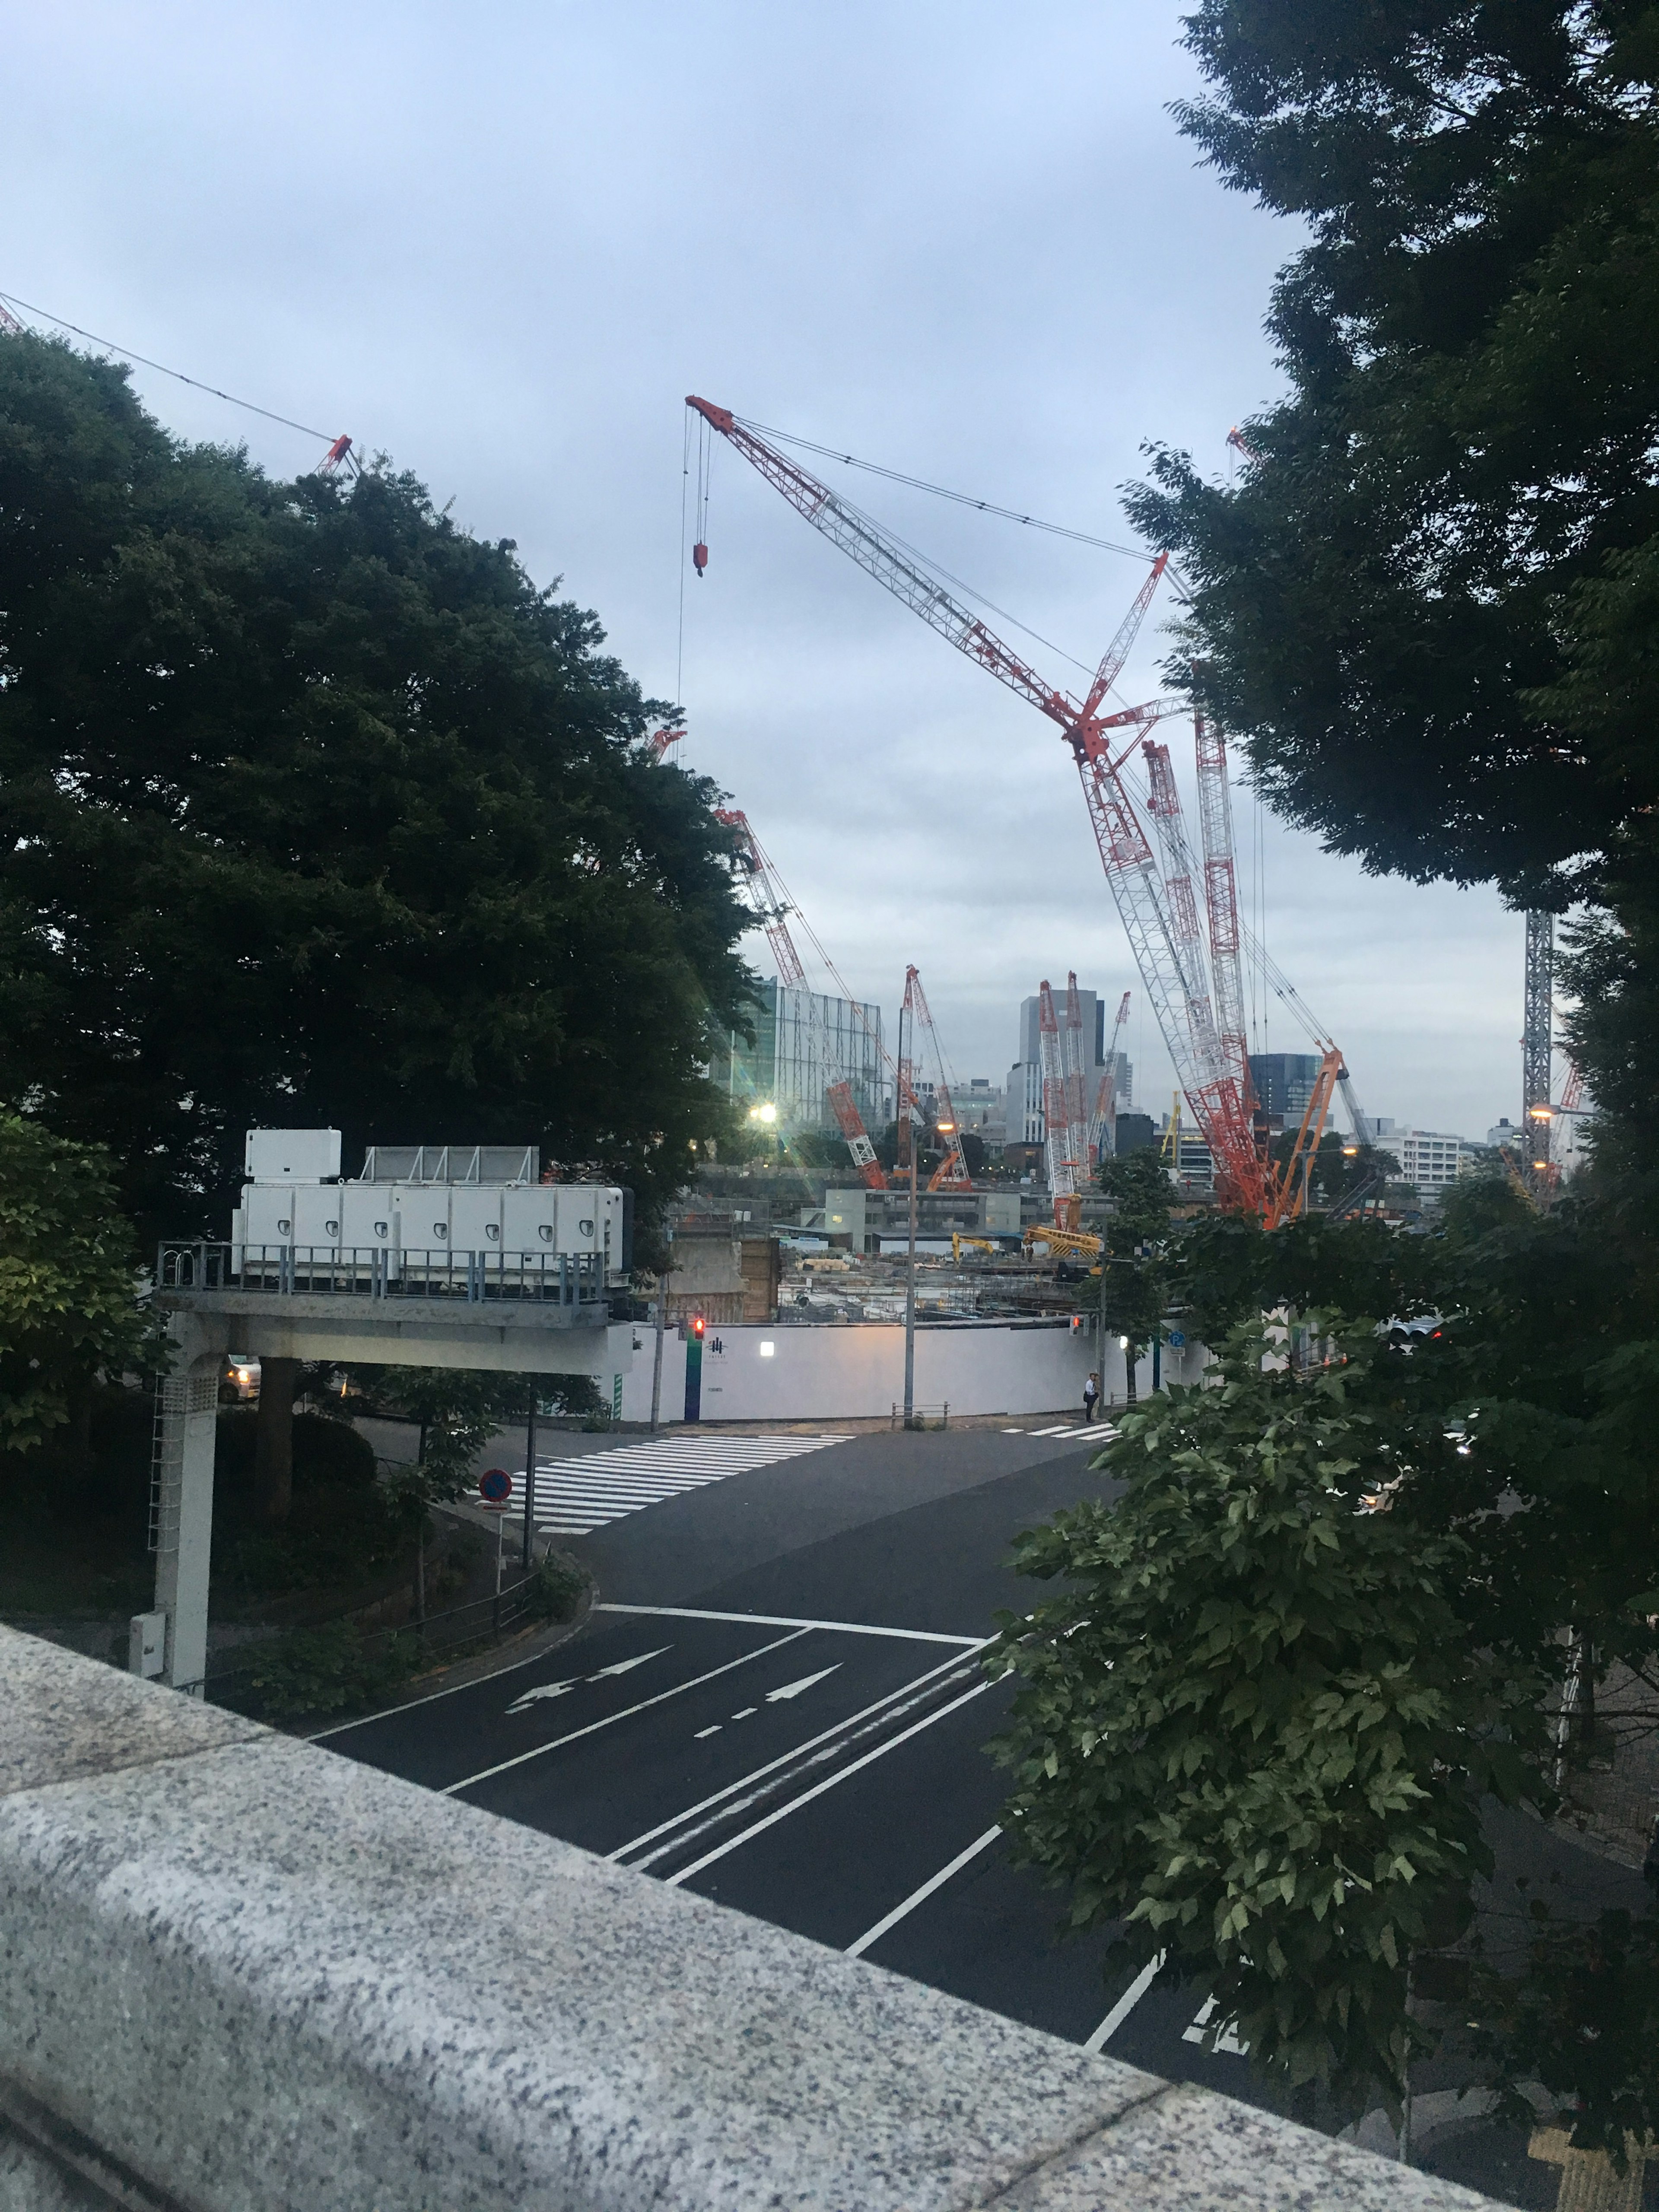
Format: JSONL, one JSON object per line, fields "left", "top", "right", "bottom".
{"left": 0, "top": 1114, "right": 162, "bottom": 1461}
{"left": 1124, "top": 0, "right": 1659, "bottom": 901}
{"left": 0, "top": 332, "right": 756, "bottom": 1241}
{"left": 989, "top": 1320, "right": 1541, "bottom": 2116}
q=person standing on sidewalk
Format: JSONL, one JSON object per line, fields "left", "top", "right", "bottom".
{"left": 1082, "top": 1371, "right": 1100, "bottom": 1424}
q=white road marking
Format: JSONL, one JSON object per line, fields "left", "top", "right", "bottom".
{"left": 503, "top": 1433, "right": 855, "bottom": 1536}
{"left": 731, "top": 1706, "right": 758, "bottom": 1720}
{"left": 665, "top": 1678, "right": 993, "bottom": 1888}
{"left": 1083, "top": 1954, "right": 1165, "bottom": 2053}
{"left": 442, "top": 1629, "right": 811, "bottom": 1794}
{"left": 588, "top": 1646, "right": 673, "bottom": 1681}
{"left": 845, "top": 1825, "right": 1003, "bottom": 1958}
{"left": 1028, "top": 1424, "right": 1077, "bottom": 1436}
{"left": 607, "top": 1643, "right": 993, "bottom": 1866}
{"left": 503, "top": 1646, "right": 672, "bottom": 1715}
{"left": 1183, "top": 1997, "right": 1246, "bottom": 2055}
{"left": 505, "top": 1679, "right": 577, "bottom": 1713}
{"left": 766, "top": 1665, "right": 841, "bottom": 1703}
{"left": 595, "top": 1603, "right": 980, "bottom": 1647}
{"left": 694, "top": 1726, "right": 721, "bottom": 1740}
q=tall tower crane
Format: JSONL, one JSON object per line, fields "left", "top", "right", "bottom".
{"left": 1091, "top": 990, "right": 1131, "bottom": 1163}
{"left": 899, "top": 966, "right": 972, "bottom": 1189}
{"left": 715, "top": 808, "right": 886, "bottom": 1190}
{"left": 682, "top": 397, "right": 1249, "bottom": 1184}
{"left": 1036, "top": 983, "right": 1075, "bottom": 1208}
{"left": 1061, "top": 974, "right": 1093, "bottom": 1194}
{"left": 685, "top": 395, "right": 1363, "bottom": 1229}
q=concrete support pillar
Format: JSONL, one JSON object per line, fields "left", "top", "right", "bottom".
{"left": 151, "top": 1349, "right": 222, "bottom": 1697}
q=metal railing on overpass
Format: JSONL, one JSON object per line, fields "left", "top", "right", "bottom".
{"left": 156, "top": 1241, "right": 606, "bottom": 1307}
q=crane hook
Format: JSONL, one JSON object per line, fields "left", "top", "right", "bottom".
{"left": 692, "top": 540, "right": 709, "bottom": 577}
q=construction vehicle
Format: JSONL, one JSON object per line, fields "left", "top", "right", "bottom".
{"left": 686, "top": 396, "right": 1364, "bottom": 1232}
{"left": 950, "top": 1233, "right": 1001, "bottom": 1263}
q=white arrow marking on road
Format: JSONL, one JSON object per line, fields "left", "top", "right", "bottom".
{"left": 505, "top": 1646, "right": 672, "bottom": 1713}
{"left": 765, "top": 1665, "right": 842, "bottom": 1703}
{"left": 588, "top": 1645, "right": 673, "bottom": 1681}
{"left": 506, "top": 1680, "right": 579, "bottom": 1714}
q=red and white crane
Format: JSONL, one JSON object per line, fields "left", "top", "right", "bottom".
{"left": 714, "top": 806, "right": 887, "bottom": 1190}
{"left": 1037, "top": 981, "right": 1075, "bottom": 1205}
{"left": 899, "top": 966, "right": 972, "bottom": 1190}
{"left": 684, "top": 396, "right": 1360, "bottom": 1228}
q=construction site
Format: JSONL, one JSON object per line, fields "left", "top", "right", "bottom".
{"left": 655, "top": 398, "right": 1590, "bottom": 1379}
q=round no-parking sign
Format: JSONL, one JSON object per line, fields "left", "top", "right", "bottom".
{"left": 478, "top": 1467, "right": 512, "bottom": 1508}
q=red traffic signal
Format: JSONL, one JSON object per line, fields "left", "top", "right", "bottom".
{"left": 691, "top": 1315, "right": 706, "bottom": 1336}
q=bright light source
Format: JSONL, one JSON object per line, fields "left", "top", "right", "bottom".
{"left": 748, "top": 1102, "right": 778, "bottom": 1125}
{"left": 759, "top": 1341, "right": 775, "bottom": 1357}
{"left": 1533, "top": 1158, "right": 1550, "bottom": 1170}
{"left": 1528, "top": 1104, "right": 1554, "bottom": 1120}
{"left": 1119, "top": 1335, "right": 1130, "bottom": 1350}
{"left": 1342, "top": 1145, "right": 1359, "bottom": 1156}
{"left": 936, "top": 1120, "right": 955, "bottom": 1133}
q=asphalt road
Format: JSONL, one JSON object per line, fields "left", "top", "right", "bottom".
{"left": 321, "top": 1422, "right": 1643, "bottom": 2205}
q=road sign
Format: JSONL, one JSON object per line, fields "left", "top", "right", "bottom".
{"left": 478, "top": 1466, "right": 512, "bottom": 1508}
{"left": 1167, "top": 1330, "right": 1186, "bottom": 1349}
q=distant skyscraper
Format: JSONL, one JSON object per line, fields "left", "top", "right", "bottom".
{"left": 1249, "top": 1052, "right": 1321, "bottom": 1125}
{"left": 1012, "top": 985, "right": 1131, "bottom": 1147}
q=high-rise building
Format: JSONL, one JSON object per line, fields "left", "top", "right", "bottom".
{"left": 1011, "top": 986, "right": 1132, "bottom": 1150}
{"left": 1248, "top": 1052, "right": 1322, "bottom": 1125}
{"left": 1393, "top": 1130, "right": 1465, "bottom": 1189}
{"left": 709, "top": 982, "right": 884, "bottom": 1132}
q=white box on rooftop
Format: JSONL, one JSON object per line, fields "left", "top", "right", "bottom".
{"left": 245, "top": 1129, "right": 341, "bottom": 1183}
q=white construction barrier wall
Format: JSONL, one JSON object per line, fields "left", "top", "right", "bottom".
{"left": 621, "top": 1317, "right": 1208, "bottom": 1425}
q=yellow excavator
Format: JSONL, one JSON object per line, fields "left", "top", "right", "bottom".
{"left": 950, "top": 1233, "right": 1001, "bottom": 1263}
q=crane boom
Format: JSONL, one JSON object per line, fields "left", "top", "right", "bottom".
{"left": 1062, "top": 974, "right": 1092, "bottom": 1193}
{"left": 716, "top": 806, "right": 885, "bottom": 1189}
{"left": 1193, "top": 710, "right": 1251, "bottom": 1114}
{"left": 687, "top": 396, "right": 1260, "bottom": 1213}
{"left": 902, "top": 966, "right": 972, "bottom": 1189}
{"left": 1037, "top": 982, "right": 1074, "bottom": 1203}
{"left": 1090, "top": 990, "right": 1131, "bottom": 1161}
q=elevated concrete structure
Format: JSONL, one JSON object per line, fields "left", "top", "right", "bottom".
{"left": 0, "top": 1628, "right": 1500, "bottom": 2212}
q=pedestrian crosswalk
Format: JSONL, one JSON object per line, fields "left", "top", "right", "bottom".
{"left": 503, "top": 1432, "right": 853, "bottom": 1536}
{"left": 1016, "top": 1422, "right": 1119, "bottom": 1440}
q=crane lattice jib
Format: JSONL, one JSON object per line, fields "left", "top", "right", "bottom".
{"left": 1078, "top": 553, "right": 1170, "bottom": 723}
{"left": 1061, "top": 974, "right": 1092, "bottom": 1192}
{"left": 689, "top": 395, "right": 1241, "bottom": 1207}
{"left": 1524, "top": 911, "right": 1554, "bottom": 1186}
{"left": 715, "top": 809, "right": 807, "bottom": 988}
{"left": 1037, "top": 982, "right": 1074, "bottom": 1201}
{"left": 906, "top": 966, "right": 972, "bottom": 1190}
{"left": 826, "top": 1079, "right": 886, "bottom": 1189}
{"left": 689, "top": 400, "right": 1075, "bottom": 731}
{"left": 1193, "top": 712, "right": 1251, "bottom": 1110}
{"left": 1091, "top": 990, "right": 1131, "bottom": 1163}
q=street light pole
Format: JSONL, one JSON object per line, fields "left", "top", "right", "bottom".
{"left": 900, "top": 989, "right": 917, "bottom": 1429}
{"left": 649, "top": 1251, "right": 670, "bottom": 1434}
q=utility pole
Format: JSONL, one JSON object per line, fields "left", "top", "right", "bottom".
{"left": 649, "top": 1246, "right": 671, "bottom": 1433}
{"left": 520, "top": 1391, "right": 538, "bottom": 1570}
{"left": 1524, "top": 911, "right": 1555, "bottom": 1195}
{"left": 901, "top": 988, "right": 918, "bottom": 1428}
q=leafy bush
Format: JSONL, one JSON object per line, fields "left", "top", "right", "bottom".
{"left": 523, "top": 1553, "right": 585, "bottom": 1623}
{"left": 226, "top": 1622, "right": 418, "bottom": 1720}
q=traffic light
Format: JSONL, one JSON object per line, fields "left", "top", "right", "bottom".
{"left": 691, "top": 1315, "right": 706, "bottom": 1337}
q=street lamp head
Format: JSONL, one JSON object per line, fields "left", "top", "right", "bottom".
{"left": 1528, "top": 1103, "right": 1554, "bottom": 1121}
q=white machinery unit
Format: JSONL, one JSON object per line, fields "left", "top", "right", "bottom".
{"left": 232, "top": 1132, "right": 631, "bottom": 1278}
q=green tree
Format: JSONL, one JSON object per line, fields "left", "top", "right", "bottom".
{"left": 0, "top": 332, "right": 755, "bottom": 1244}
{"left": 1096, "top": 1147, "right": 1173, "bottom": 1403}
{"left": 988, "top": 1320, "right": 1542, "bottom": 2119}
{"left": 0, "top": 1114, "right": 162, "bottom": 1468}
{"left": 1124, "top": 0, "right": 1659, "bottom": 902}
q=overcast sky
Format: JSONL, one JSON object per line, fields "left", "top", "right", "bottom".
{"left": 4, "top": 2, "right": 1528, "bottom": 1140}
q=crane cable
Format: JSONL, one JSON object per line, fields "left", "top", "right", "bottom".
{"left": 734, "top": 411, "right": 1193, "bottom": 596}
{"left": 0, "top": 288, "right": 345, "bottom": 451}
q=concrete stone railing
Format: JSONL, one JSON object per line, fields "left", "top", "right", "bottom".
{"left": 0, "top": 1626, "right": 1501, "bottom": 2210}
